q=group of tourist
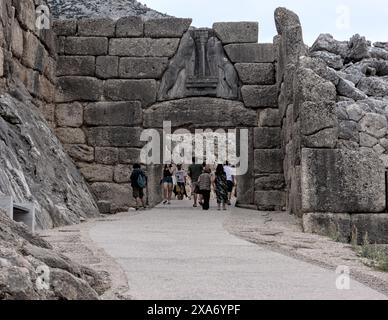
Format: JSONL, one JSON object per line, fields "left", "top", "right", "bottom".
{"left": 129, "top": 159, "right": 237, "bottom": 211}
{"left": 161, "top": 158, "right": 237, "bottom": 211}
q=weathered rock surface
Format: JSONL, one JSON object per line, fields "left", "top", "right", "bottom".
{"left": 47, "top": 0, "right": 170, "bottom": 20}
{"left": 0, "top": 210, "right": 109, "bottom": 299}
{"left": 301, "top": 148, "right": 385, "bottom": 213}
{"left": 0, "top": 91, "right": 99, "bottom": 229}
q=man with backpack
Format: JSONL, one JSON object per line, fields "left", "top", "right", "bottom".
{"left": 130, "top": 163, "right": 147, "bottom": 211}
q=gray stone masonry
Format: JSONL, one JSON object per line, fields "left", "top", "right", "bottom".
{"left": 213, "top": 22, "right": 259, "bottom": 44}
{"left": 52, "top": 16, "right": 282, "bottom": 214}
{"left": 225, "top": 43, "right": 275, "bottom": 63}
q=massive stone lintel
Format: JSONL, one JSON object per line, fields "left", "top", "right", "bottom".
{"left": 158, "top": 29, "right": 239, "bottom": 101}
{"left": 143, "top": 98, "right": 257, "bottom": 129}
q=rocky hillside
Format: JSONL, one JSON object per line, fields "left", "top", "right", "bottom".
{"left": 47, "top": 0, "right": 170, "bottom": 20}
{"left": 0, "top": 209, "right": 110, "bottom": 299}
{"left": 0, "top": 84, "right": 99, "bottom": 229}
{"left": 306, "top": 34, "right": 388, "bottom": 159}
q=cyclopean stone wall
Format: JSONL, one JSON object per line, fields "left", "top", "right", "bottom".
{"left": 275, "top": 7, "right": 388, "bottom": 244}
{"left": 1, "top": 1, "right": 387, "bottom": 243}
{"left": 0, "top": 0, "right": 57, "bottom": 117}
{"left": 0, "top": 0, "right": 99, "bottom": 230}
{"left": 53, "top": 17, "right": 285, "bottom": 213}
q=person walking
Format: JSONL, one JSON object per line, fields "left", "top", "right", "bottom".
{"left": 188, "top": 157, "right": 203, "bottom": 207}
{"left": 198, "top": 166, "right": 212, "bottom": 211}
{"left": 224, "top": 161, "right": 236, "bottom": 206}
{"left": 175, "top": 164, "right": 187, "bottom": 200}
{"left": 130, "top": 164, "right": 147, "bottom": 211}
{"left": 213, "top": 164, "right": 228, "bottom": 211}
{"left": 162, "top": 164, "right": 174, "bottom": 205}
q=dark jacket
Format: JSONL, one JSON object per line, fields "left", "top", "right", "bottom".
{"left": 130, "top": 169, "right": 147, "bottom": 188}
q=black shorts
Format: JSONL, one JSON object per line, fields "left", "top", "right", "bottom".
{"left": 227, "top": 180, "right": 234, "bottom": 193}
{"left": 133, "top": 187, "right": 144, "bottom": 199}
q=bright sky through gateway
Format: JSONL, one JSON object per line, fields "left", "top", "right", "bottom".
{"left": 144, "top": 0, "right": 388, "bottom": 45}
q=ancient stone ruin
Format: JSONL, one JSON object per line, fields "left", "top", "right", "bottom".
{"left": 1, "top": 0, "right": 388, "bottom": 271}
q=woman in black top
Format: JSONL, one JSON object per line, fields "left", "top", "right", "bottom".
{"left": 162, "top": 164, "right": 174, "bottom": 205}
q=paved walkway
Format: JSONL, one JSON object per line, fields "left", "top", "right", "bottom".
{"left": 89, "top": 200, "right": 387, "bottom": 300}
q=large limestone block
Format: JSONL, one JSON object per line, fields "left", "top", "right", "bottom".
{"left": 86, "top": 127, "right": 144, "bottom": 148}
{"left": 213, "top": 22, "right": 258, "bottom": 44}
{"left": 337, "top": 78, "right": 368, "bottom": 101}
{"left": 65, "top": 37, "right": 108, "bottom": 55}
{"left": 53, "top": 19, "right": 77, "bottom": 36}
{"left": 301, "top": 149, "right": 385, "bottom": 213}
{"left": 294, "top": 67, "right": 337, "bottom": 104}
{"left": 258, "top": 109, "right": 281, "bottom": 127}
{"left": 13, "top": 0, "right": 35, "bottom": 32}
{"left": 57, "top": 77, "right": 103, "bottom": 102}
{"left": 274, "top": 7, "right": 302, "bottom": 35}
{"left": 77, "top": 18, "right": 116, "bottom": 37}
{"left": 57, "top": 56, "right": 96, "bottom": 77}
{"left": 116, "top": 16, "right": 143, "bottom": 37}
{"left": 91, "top": 183, "right": 135, "bottom": 212}
{"left": 224, "top": 43, "right": 275, "bottom": 63}
{"left": 55, "top": 128, "right": 86, "bottom": 144}
{"left": 11, "top": 19, "right": 24, "bottom": 58}
{"left": 22, "top": 32, "right": 43, "bottom": 70}
{"left": 254, "top": 127, "right": 281, "bottom": 149}
{"left": 84, "top": 101, "right": 142, "bottom": 126}
{"left": 95, "top": 147, "right": 119, "bottom": 165}
{"left": 109, "top": 38, "right": 180, "bottom": 57}
{"left": 118, "top": 148, "right": 142, "bottom": 164}
{"left": 103, "top": 80, "right": 157, "bottom": 107}
{"left": 300, "top": 101, "right": 337, "bottom": 136}
{"left": 38, "top": 75, "right": 56, "bottom": 103}
{"left": 64, "top": 144, "right": 94, "bottom": 163}
{"left": 113, "top": 165, "right": 133, "bottom": 183}
{"left": 235, "top": 63, "right": 275, "bottom": 85}
{"left": 254, "top": 149, "right": 283, "bottom": 174}
{"left": 143, "top": 98, "right": 257, "bottom": 128}
{"left": 255, "top": 191, "right": 285, "bottom": 211}
{"left": 144, "top": 18, "right": 192, "bottom": 38}
{"left": 255, "top": 174, "right": 285, "bottom": 191}
{"left": 241, "top": 85, "right": 278, "bottom": 108}
{"left": 357, "top": 76, "right": 388, "bottom": 97}
{"left": 56, "top": 103, "right": 83, "bottom": 128}
{"left": 96, "top": 56, "right": 119, "bottom": 79}
{"left": 119, "top": 57, "right": 169, "bottom": 79}
{"left": 78, "top": 163, "right": 114, "bottom": 182}
{"left": 360, "top": 113, "right": 388, "bottom": 138}
{"left": 301, "top": 128, "right": 338, "bottom": 149}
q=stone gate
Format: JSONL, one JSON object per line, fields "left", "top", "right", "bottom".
{"left": 53, "top": 17, "right": 284, "bottom": 214}
{"left": 1, "top": 0, "right": 387, "bottom": 244}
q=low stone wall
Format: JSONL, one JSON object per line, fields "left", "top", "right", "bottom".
{"left": 0, "top": 0, "right": 56, "bottom": 118}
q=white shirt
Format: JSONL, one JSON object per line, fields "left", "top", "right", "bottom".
{"left": 175, "top": 170, "right": 187, "bottom": 183}
{"left": 224, "top": 166, "right": 234, "bottom": 181}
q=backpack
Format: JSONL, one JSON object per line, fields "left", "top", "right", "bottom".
{"left": 137, "top": 172, "right": 146, "bottom": 188}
